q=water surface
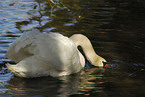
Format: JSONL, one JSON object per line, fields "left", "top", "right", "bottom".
{"left": 0, "top": 0, "right": 145, "bottom": 96}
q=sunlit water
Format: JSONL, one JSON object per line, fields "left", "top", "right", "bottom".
{"left": 0, "top": 0, "right": 145, "bottom": 96}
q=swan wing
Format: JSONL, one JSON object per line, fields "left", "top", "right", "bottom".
{"left": 31, "top": 33, "right": 82, "bottom": 73}
{"left": 5, "top": 29, "right": 41, "bottom": 62}
{"left": 6, "top": 31, "right": 82, "bottom": 75}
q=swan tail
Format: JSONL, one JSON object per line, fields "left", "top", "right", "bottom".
{"left": 6, "top": 63, "right": 27, "bottom": 78}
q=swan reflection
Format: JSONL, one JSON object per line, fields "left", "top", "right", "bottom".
{"left": 3, "top": 68, "right": 105, "bottom": 96}
{"left": 5, "top": 73, "right": 80, "bottom": 96}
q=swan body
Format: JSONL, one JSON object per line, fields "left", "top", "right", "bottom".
{"left": 5, "top": 29, "right": 106, "bottom": 78}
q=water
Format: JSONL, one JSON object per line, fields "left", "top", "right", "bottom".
{"left": 0, "top": 0, "right": 145, "bottom": 96}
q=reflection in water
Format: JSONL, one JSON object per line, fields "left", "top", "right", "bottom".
{"left": 78, "top": 68, "right": 105, "bottom": 96}
{"left": 5, "top": 75, "right": 79, "bottom": 96}
{"left": 0, "top": 0, "right": 145, "bottom": 96}
{"left": 2, "top": 68, "right": 105, "bottom": 97}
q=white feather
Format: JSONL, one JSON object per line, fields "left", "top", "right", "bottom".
{"left": 5, "top": 29, "right": 106, "bottom": 78}
{"left": 6, "top": 29, "right": 82, "bottom": 77}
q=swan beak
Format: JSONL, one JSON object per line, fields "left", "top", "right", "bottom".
{"left": 104, "top": 64, "right": 109, "bottom": 68}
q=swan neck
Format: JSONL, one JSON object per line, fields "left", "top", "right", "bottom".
{"left": 70, "top": 34, "right": 99, "bottom": 66}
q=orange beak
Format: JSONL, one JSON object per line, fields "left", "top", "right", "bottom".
{"left": 104, "top": 64, "right": 109, "bottom": 68}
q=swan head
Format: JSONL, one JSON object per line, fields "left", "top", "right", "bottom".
{"left": 92, "top": 56, "right": 107, "bottom": 67}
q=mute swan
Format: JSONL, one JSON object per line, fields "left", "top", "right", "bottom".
{"left": 5, "top": 29, "right": 106, "bottom": 78}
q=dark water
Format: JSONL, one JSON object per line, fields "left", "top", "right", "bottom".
{"left": 0, "top": 0, "right": 145, "bottom": 96}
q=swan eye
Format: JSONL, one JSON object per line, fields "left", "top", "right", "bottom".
{"left": 103, "top": 61, "right": 107, "bottom": 65}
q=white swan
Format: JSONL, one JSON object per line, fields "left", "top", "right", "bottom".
{"left": 5, "top": 29, "right": 106, "bottom": 78}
